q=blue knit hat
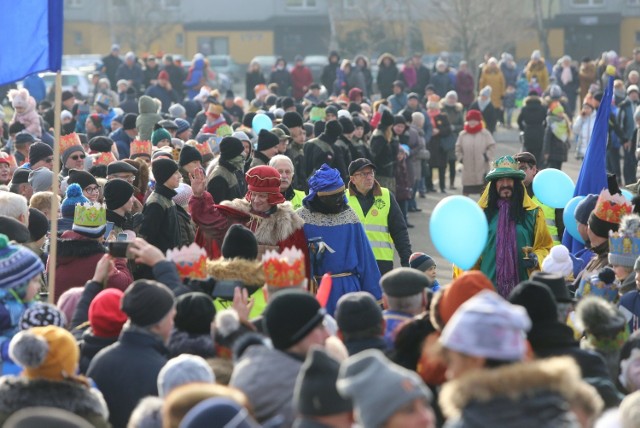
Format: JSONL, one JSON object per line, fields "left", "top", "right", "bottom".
{"left": 61, "top": 183, "right": 89, "bottom": 219}
{"left": 303, "top": 164, "right": 346, "bottom": 208}
{"left": 0, "top": 234, "right": 44, "bottom": 291}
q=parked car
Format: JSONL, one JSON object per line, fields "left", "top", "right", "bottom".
{"left": 207, "top": 55, "right": 241, "bottom": 82}
{"left": 181, "top": 61, "right": 232, "bottom": 94}
{"left": 40, "top": 70, "right": 91, "bottom": 98}
{"left": 303, "top": 55, "right": 329, "bottom": 83}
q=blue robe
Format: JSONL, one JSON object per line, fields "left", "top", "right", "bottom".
{"left": 297, "top": 207, "right": 382, "bottom": 315}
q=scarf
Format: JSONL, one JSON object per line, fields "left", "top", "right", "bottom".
{"left": 548, "top": 114, "right": 569, "bottom": 142}
{"left": 495, "top": 199, "right": 519, "bottom": 297}
{"left": 477, "top": 97, "right": 491, "bottom": 111}
{"left": 464, "top": 121, "right": 483, "bottom": 134}
{"left": 561, "top": 66, "right": 573, "bottom": 85}
{"left": 403, "top": 67, "right": 417, "bottom": 90}
{"left": 427, "top": 110, "right": 438, "bottom": 129}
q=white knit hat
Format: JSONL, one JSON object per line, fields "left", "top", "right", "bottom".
{"left": 541, "top": 245, "right": 574, "bottom": 277}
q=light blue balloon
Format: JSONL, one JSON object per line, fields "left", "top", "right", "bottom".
{"left": 562, "top": 195, "right": 585, "bottom": 244}
{"left": 621, "top": 189, "right": 634, "bottom": 201}
{"left": 429, "top": 196, "right": 488, "bottom": 270}
{"left": 532, "top": 168, "right": 575, "bottom": 209}
{"left": 252, "top": 113, "right": 272, "bottom": 135}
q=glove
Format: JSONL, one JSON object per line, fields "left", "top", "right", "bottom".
{"left": 522, "top": 253, "right": 538, "bottom": 270}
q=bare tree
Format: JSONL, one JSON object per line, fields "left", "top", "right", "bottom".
{"left": 533, "top": 0, "right": 555, "bottom": 61}
{"left": 108, "top": 0, "right": 178, "bottom": 53}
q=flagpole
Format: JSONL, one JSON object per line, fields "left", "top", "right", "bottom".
{"left": 48, "top": 71, "right": 62, "bottom": 303}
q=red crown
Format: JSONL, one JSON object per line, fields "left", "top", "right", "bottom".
{"left": 60, "top": 133, "right": 82, "bottom": 153}
{"left": 194, "top": 141, "right": 213, "bottom": 156}
{"left": 93, "top": 152, "right": 117, "bottom": 166}
{"left": 130, "top": 140, "right": 152, "bottom": 157}
{"left": 166, "top": 243, "right": 208, "bottom": 280}
{"left": 594, "top": 189, "right": 632, "bottom": 224}
{"left": 262, "top": 247, "right": 306, "bottom": 288}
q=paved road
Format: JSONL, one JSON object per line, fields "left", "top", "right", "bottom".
{"left": 399, "top": 126, "right": 584, "bottom": 285}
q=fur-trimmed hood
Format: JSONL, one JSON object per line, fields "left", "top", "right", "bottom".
{"left": 439, "top": 357, "right": 582, "bottom": 424}
{"left": 219, "top": 198, "right": 304, "bottom": 246}
{"left": 441, "top": 102, "right": 464, "bottom": 112}
{"left": 206, "top": 257, "right": 264, "bottom": 287}
{"left": 0, "top": 376, "right": 109, "bottom": 426}
{"left": 524, "top": 95, "right": 543, "bottom": 106}
{"left": 57, "top": 233, "right": 106, "bottom": 260}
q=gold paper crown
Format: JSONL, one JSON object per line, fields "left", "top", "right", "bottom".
{"left": 194, "top": 141, "right": 213, "bottom": 156}
{"left": 93, "top": 152, "right": 117, "bottom": 166}
{"left": 73, "top": 202, "right": 106, "bottom": 227}
{"left": 130, "top": 139, "right": 152, "bottom": 157}
{"left": 60, "top": 133, "right": 82, "bottom": 153}
{"left": 594, "top": 189, "right": 632, "bottom": 224}
{"left": 262, "top": 247, "right": 306, "bottom": 288}
{"left": 166, "top": 243, "right": 208, "bottom": 280}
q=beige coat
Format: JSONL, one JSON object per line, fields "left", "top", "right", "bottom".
{"left": 455, "top": 128, "right": 496, "bottom": 186}
{"left": 479, "top": 65, "right": 506, "bottom": 109}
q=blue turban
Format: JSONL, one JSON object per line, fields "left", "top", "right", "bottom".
{"left": 303, "top": 164, "right": 346, "bottom": 208}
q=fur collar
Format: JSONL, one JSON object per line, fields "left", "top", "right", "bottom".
{"left": 57, "top": 237, "right": 106, "bottom": 259}
{"left": 219, "top": 199, "right": 304, "bottom": 245}
{"left": 439, "top": 357, "right": 581, "bottom": 419}
{"left": 524, "top": 95, "right": 542, "bottom": 105}
{"left": 206, "top": 258, "right": 264, "bottom": 286}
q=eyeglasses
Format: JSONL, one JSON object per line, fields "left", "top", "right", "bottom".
{"left": 354, "top": 171, "right": 375, "bottom": 178}
{"left": 112, "top": 174, "right": 136, "bottom": 183}
{"left": 85, "top": 186, "right": 100, "bottom": 193}
{"left": 44, "top": 158, "right": 53, "bottom": 163}
{"left": 71, "top": 154, "right": 86, "bottom": 160}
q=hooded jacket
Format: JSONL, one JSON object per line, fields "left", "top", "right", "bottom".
{"left": 135, "top": 95, "right": 163, "bottom": 141}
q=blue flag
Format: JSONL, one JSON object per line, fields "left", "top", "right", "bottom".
{"left": 0, "top": 0, "right": 63, "bottom": 86}
{"left": 562, "top": 72, "right": 614, "bottom": 253}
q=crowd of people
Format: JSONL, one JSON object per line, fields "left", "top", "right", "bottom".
{"left": 1, "top": 45, "right": 640, "bottom": 427}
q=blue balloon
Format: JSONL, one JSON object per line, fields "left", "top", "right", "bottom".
{"left": 429, "top": 196, "right": 488, "bottom": 270}
{"left": 532, "top": 168, "right": 575, "bottom": 209}
{"left": 252, "top": 113, "right": 272, "bottom": 135}
{"left": 621, "top": 189, "right": 634, "bottom": 201}
{"left": 562, "top": 195, "right": 585, "bottom": 244}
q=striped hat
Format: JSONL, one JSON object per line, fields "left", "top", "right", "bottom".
{"left": 0, "top": 234, "right": 44, "bottom": 290}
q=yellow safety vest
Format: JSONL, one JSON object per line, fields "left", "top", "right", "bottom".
{"left": 291, "top": 189, "right": 305, "bottom": 210}
{"left": 348, "top": 187, "right": 394, "bottom": 261}
{"left": 533, "top": 195, "right": 560, "bottom": 245}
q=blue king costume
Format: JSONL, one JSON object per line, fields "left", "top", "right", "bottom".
{"left": 296, "top": 164, "right": 382, "bottom": 315}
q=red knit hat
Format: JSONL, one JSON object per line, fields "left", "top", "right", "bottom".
{"left": 88, "top": 288, "right": 128, "bottom": 338}
{"left": 438, "top": 271, "right": 494, "bottom": 325}
{"left": 465, "top": 109, "right": 483, "bottom": 122}
{"left": 158, "top": 70, "right": 169, "bottom": 81}
{"left": 245, "top": 165, "right": 285, "bottom": 205}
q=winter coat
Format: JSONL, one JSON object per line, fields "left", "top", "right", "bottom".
{"left": 479, "top": 65, "right": 506, "bottom": 109}
{"left": 395, "top": 157, "right": 412, "bottom": 201}
{"left": 304, "top": 135, "right": 350, "bottom": 184}
{"left": 246, "top": 70, "right": 266, "bottom": 102}
{"left": 543, "top": 115, "right": 570, "bottom": 163}
{"left": 49, "top": 230, "right": 132, "bottom": 303}
{"left": 500, "top": 62, "right": 519, "bottom": 87}
{"left": 407, "top": 124, "right": 427, "bottom": 180}
{"left": 469, "top": 100, "right": 498, "bottom": 134}
{"left": 346, "top": 69, "right": 366, "bottom": 96}
{"left": 87, "top": 326, "right": 169, "bottom": 428}
{"left": 414, "top": 64, "right": 432, "bottom": 95}
{"left": 376, "top": 57, "right": 399, "bottom": 99}
{"left": 291, "top": 65, "right": 313, "bottom": 100}
{"left": 139, "top": 184, "right": 182, "bottom": 255}
{"left": 135, "top": 95, "right": 163, "bottom": 141}
{"left": 440, "top": 357, "right": 583, "bottom": 428}
{"left": 207, "top": 160, "right": 247, "bottom": 204}
{"left": 554, "top": 65, "right": 580, "bottom": 99}
{"left": 455, "top": 128, "right": 496, "bottom": 186}
{"left": 184, "top": 58, "right": 208, "bottom": 100}
{"left": 144, "top": 84, "right": 179, "bottom": 113}
{"left": 164, "top": 63, "right": 186, "bottom": 99}
{"left": 370, "top": 128, "right": 399, "bottom": 179}
{"left": 579, "top": 62, "right": 597, "bottom": 102}
{"left": 79, "top": 333, "right": 117, "bottom": 376}
{"left": 168, "top": 329, "right": 215, "bottom": 359}
{"left": 230, "top": 345, "right": 304, "bottom": 426}
{"left": 321, "top": 62, "right": 340, "bottom": 94}
{"left": 269, "top": 68, "right": 292, "bottom": 96}
{"left": 428, "top": 112, "right": 453, "bottom": 167}
{"left": 442, "top": 103, "right": 465, "bottom": 135}
{"left": 0, "top": 377, "right": 109, "bottom": 427}
{"left": 355, "top": 55, "right": 374, "bottom": 96}
{"left": 388, "top": 92, "right": 408, "bottom": 114}
{"left": 517, "top": 96, "right": 547, "bottom": 157}
{"left": 525, "top": 59, "right": 550, "bottom": 91}
{"left": 455, "top": 70, "right": 475, "bottom": 108}
{"left": 109, "top": 127, "right": 133, "bottom": 159}
{"left": 431, "top": 71, "right": 454, "bottom": 97}
{"left": 116, "top": 63, "right": 143, "bottom": 92}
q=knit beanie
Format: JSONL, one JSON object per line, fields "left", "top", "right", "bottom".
{"left": 283, "top": 111, "right": 303, "bottom": 129}
{"left": 588, "top": 189, "right": 631, "bottom": 238}
{"left": 219, "top": 136, "right": 244, "bottom": 160}
{"left": 263, "top": 289, "right": 325, "bottom": 350}
{"left": 435, "top": 270, "right": 495, "bottom": 327}
{"left": 409, "top": 252, "right": 436, "bottom": 272}
{"left": 575, "top": 194, "right": 598, "bottom": 225}
{"left": 157, "top": 354, "right": 215, "bottom": 398}
{"left": 60, "top": 183, "right": 89, "bottom": 218}
{"left": 179, "top": 144, "right": 202, "bottom": 167}
{"left": 152, "top": 127, "right": 172, "bottom": 146}
{"left": 335, "top": 292, "right": 383, "bottom": 335}
{"left": 337, "top": 349, "right": 432, "bottom": 428}
{"left": 0, "top": 234, "right": 44, "bottom": 290}
{"left": 67, "top": 169, "right": 97, "bottom": 190}
{"left": 152, "top": 158, "right": 179, "bottom": 186}
{"left": 9, "top": 326, "right": 79, "bottom": 381}
{"left": 89, "top": 288, "right": 127, "bottom": 338}
{"left": 541, "top": 245, "right": 574, "bottom": 277}
{"left": 11, "top": 168, "right": 30, "bottom": 186}
{"left": 508, "top": 280, "right": 558, "bottom": 324}
{"left": 28, "top": 142, "right": 53, "bottom": 166}
{"left": 294, "top": 348, "right": 353, "bottom": 417}
{"left": 57, "top": 287, "right": 83, "bottom": 327}
{"left": 19, "top": 302, "right": 67, "bottom": 330}
{"left": 28, "top": 208, "right": 49, "bottom": 242}
{"left": 103, "top": 178, "right": 134, "bottom": 211}
{"left": 28, "top": 167, "right": 53, "bottom": 193}
{"left": 221, "top": 224, "right": 258, "bottom": 260}
{"left": 609, "top": 214, "right": 640, "bottom": 268}
{"left": 121, "top": 280, "right": 175, "bottom": 327}
{"left": 377, "top": 109, "right": 394, "bottom": 130}
{"left": 323, "top": 120, "right": 343, "bottom": 140}
{"left": 88, "top": 136, "right": 113, "bottom": 153}
{"left": 338, "top": 116, "right": 355, "bottom": 134}
{"left": 123, "top": 113, "right": 137, "bottom": 130}
{"left": 60, "top": 134, "right": 85, "bottom": 166}
{"left": 174, "top": 292, "right": 215, "bottom": 335}
{"left": 313, "top": 120, "right": 326, "bottom": 137}
{"left": 256, "top": 129, "right": 279, "bottom": 152}
{"left": 175, "top": 118, "right": 190, "bottom": 135}
{"left": 0, "top": 216, "right": 30, "bottom": 244}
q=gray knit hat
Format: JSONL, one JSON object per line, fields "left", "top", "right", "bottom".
{"left": 157, "top": 354, "right": 215, "bottom": 398}
{"left": 28, "top": 167, "right": 54, "bottom": 193}
{"left": 337, "top": 349, "right": 432, "bottom": 428}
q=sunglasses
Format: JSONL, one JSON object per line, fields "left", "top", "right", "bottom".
{"left": 71, "top": 154, "right": 86, "bottom": 160}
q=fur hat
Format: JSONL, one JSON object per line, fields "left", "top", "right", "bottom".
{"left": 377, "top": 110, "right": 394, "bottom": 130}
{"left": 221, "top": 224, "right": 258, "bottom": 260}
{"left": 283, "top": 111, "right": 303, "bottom": 129}
{"left": 219, "top": 136, "right": 244, "bottom": 160}
{"left": 335, "top": 292, "right": 382, "bottom": 334}
{"left": 575, "top": 296, "right": 627, "bottom": 343}
{"left": 174, "top": 292, "right": 215, "bottom": 335}
{"left": 27, "top": 208, "right": 48, "bottom": 242}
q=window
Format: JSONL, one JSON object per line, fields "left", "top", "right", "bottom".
{"left": 286, "top": 0, "right": 317, "bottom": 8}
{"left": 65, "top": 0, "right": 83, "bottom": 7}
{"left": 571, "top": 0, "right": 604, "bottom": 6}
{"left": 197, "top": 37, "right": 229, "bottom": 56}
{"left": 74, "top": 31, "right": 83, "bottom": 46}
{"left": 176, "top": 33, "right": 184, "bottom": 48}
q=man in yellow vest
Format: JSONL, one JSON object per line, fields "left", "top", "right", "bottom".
{"left": 347, "top": 158, "right": 412, "bottom": 275}
{"left": 270, "top": 154, "right": 305, "bottom": 210}
{"left": 514, "top": 152, "right": 564, "bottom": 245}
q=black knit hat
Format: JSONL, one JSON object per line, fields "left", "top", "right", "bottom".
{"left": 107, "top": 161, "right": 137, "bottom": 176}
{"left": 0, "top": 216, "right": 30, "bottom": 243}
{"left": 335, "top": 291, "right": 383, "bottom": 334}
{"left": 219, "top": 137, "right": 244, "bottom": 160}
{"left": 380, "top": 267, "right": 429, "bottom": 297}
{"left": 263, "top": 289, "right": 325, "bottom": 350}
{"left": 29, "top": 142, "right": 53, "bottom": 165}
{"left": 121, "top": 280, "right": 175, "bottom": 327}
{"left": 14, "top": 132, "right": 36, "bottom": 146}
{"left": 508, "top": 280, "right": 557, "bottom": 323}
{"left": 179, "top": 144, "right": 202, "bottom": 167}
{"left": 88, "top": 136, "right": 113, "bottom": 153}
{"left": 61, "top": 90, "right": 74, "bottom": 102}
{"left": 104, "top": 179, "right": 134, "bottom": 210}
{"left": 123, "top": 113, "right": 137, "bottom": 130}
{"left": 325, "top": 105, "right": 338, "bottom": 117}
{"left": 221, "top": 224, "right": 258, "bottom": 260}
{"left": 283, "top": 111, "right": 303, "bottom": 129}
{"left": 378, "top": 110, "right": 394, "bottom": 130}
{"left": 314, "top": 121, "right": 325, "bottom": 137}
{"left": 393, "top": 114, "right": 406, "bottom": 126}
{"left": 152, "top": 158, "right": 179, "bottom": 186}
{"left": 243, "top": 112, "right": 256, "bottom": 128}
{"left": 11, "top": 168, "right": 30, "bottom": 185}
{"left": 294, "top": 348, "right": 353, "bottom": 416}
{"left": 324, "top": 120, "right": 343, "bottom": 140}
{"left": 574, "top": 194, "right": 598, "bottom": 225}
{"left": 282, "top": 97, "right": 295, "bottom": 110}
{"left": 256, "top": 129, "right": 279, "bottom": 152}
{"left": 174, "top": 292, "right": 215, "bottom": 335}
{"left": 338, "top": 117, "right": 355, "bottom": 134}
{"left": 27, "top": 208, "right": 48, "bottom": 242}
{"left": 67, "top": 169, "right": 97, "bottom": 190}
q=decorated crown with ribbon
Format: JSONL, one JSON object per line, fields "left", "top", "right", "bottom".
{"left": 60, "top": 132, "right": 82, "bottom": 153}
{"left": 73, "top": 202, "right": 106, "bottom": 228}
{"left": 485, "top": 155, "right": 526, "bottom": 181}
{"left": 166, "top": 243, "right": 208, "bottom": 280}
{"left": 593, "top": 189, "right": 632, "bottom": 225}
{"left": 609, "top": 213, "right": 640, "bottom": 268}
{"left": 262, "top": 247, "right": 306, "bottom": 288}
{"left": 130, "top": 139, "right": 152, "bottom": 158}
{"left": 93, "top": 152, "right": 117, "bottom": 166}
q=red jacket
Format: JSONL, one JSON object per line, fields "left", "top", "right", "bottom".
{"left": 291, "top": 65, "right": 313, "bottom": 100}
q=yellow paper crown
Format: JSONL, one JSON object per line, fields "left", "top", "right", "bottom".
{"left": 93, "top": 152, "right": 117, "bottom": 166}
{"left": 130, "top": 140, "right": 152, "bottom": 157}
{"left": 166, "top": 243, "right": 208, "bottom": 280}
{"left": 194, "top": 141, "right": 213, "bottom": 156}
{"left": 262, "top": 247, "right": 306, "bottom": 288}
{"left": 73, "top": 202, "right": 106, "bottom": 228}
{"left": 60, "top": 132, "right": 82, "bottom": 153}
